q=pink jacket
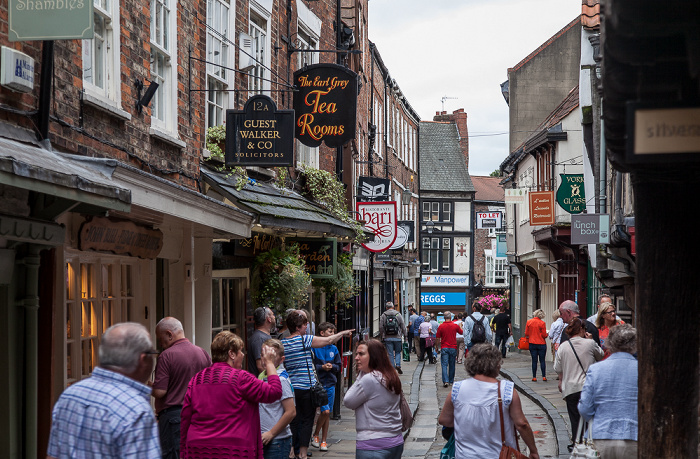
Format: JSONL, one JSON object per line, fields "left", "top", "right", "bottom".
{"left": 181, "top": 362, "right": 282, "bottom": 458}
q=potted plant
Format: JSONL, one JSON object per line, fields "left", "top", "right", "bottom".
{"left": 251, "top": 245, "right": 312, "bottom": 315}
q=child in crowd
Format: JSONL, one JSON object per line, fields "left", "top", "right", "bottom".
{"left": 310, "top": 322, "right": 341, "bottom": 452}
{"left": 258, "top": 339, "right": 297, "bottom": 459}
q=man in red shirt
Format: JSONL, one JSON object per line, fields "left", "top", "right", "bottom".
{"left": 436, "top": 311, "right": 463, "bottom": 387}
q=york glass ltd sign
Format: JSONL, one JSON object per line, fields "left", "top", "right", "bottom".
{"left": 356, "top": 201, "right": 397, "bottom": 253}
{"left": 9, "top": 0, "right": 93, "bottom": 41}
{"left": 556, "top": 174, "right": 586, "bottom": 214}
{"left": 225, "top": 94, "right": 294, "bottom": 167}
{"left": 294, "top": 64, "right": 357, "bottom": 147}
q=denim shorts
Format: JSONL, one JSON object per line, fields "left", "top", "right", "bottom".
{"left": 320, "top": 385, "right": 335, "bottom": 413}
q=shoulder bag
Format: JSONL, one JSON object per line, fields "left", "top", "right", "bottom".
{"left": 569, "top": 418, "right": 600, "bottom": 458}
{"left": 303, "top": 338, "right": 328, "bottom": 408}
{"left": 568, "top": 340, "right": 588, "bottom": 377}
{"left": 399, "top": 391, "right": 413, "bottom": 431}
{"left": 518, "top": 336, "right": 529, "bottom": 350}
{"left": 439, "top": 433, "right": 455, "bottom": 459}
{"left": 497, "top": 381, "right": 528, "bottom": 459}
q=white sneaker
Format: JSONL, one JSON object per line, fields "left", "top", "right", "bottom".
{"left": 311, "top": 436, "right": 320, "bottom": 448}
{"left": 320, "top": 442, "right": 328, "bottom": 451}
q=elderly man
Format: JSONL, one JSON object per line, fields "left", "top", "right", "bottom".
{"left": 248, "top": 306, "right": 277, "bottom": 375}
{"left": 152, "top": 317, "right": 211, "bottom": 459}
{"left": 379, "top": 301, "right": 407, "bottom": 374}
{"left": 559, "top": 300, "right": 600, "bottom": 344}
{"left": 47, "top": 322, "right": 161, "bottom": 458}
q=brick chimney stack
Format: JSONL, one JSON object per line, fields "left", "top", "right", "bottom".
{"left": 432, "top": 108, "right": 469, "bottom": 169}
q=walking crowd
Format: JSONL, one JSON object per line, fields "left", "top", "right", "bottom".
{"left": 44, "top": 295, "right": 636, "bottom": 459}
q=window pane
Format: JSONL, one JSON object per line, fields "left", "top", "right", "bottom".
{"left": 212, "top": 279, "right": 221, "bottom": 327}
{"left": 443, "top": 202, "right": 451, "bottom": 220}
{"left": 432, "top": 202, "right": 439, "bottom": 221}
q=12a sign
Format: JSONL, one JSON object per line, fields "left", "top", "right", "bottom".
{"left": 477, "top": 212, "right": 502, "bottom": 229}
{"left": 226, "top": 95, "right": 294, "bottom": 167}
{"left": 356, "top": 201, "right": 397, "bottom": 252}
{"left": 529, "top": 191, "right": 555, "bottom": 225}
{"left": 556, "top": 174, "right": 586, "bottom": 214}
{"left": 294, "top": 64, "right": 357, "bottom": 147}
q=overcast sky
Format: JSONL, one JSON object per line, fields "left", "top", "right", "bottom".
{"left": 368, "top": 0, "right": 581, "bottom": 176}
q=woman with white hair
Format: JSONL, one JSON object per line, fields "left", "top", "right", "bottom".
{"left": 578, "top": 324, "right": 638, "bottom": 458}
{"left": 524, "top": 309, "right": 549, "bottom": 381}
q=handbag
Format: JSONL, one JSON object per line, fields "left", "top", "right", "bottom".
{"left": 569, "top": 419, "right": 600, "bottom": 458}
{"left": 518, "top": 336, "right": 529, "bottom": 350}
{"left": 439, "top": 433, "right": 455, "bottom": 459}
{"left": 497, "top": 381, "right": 528, "bottom": 459}
{"left": 399, "top": 391, "right": 413, "bottom": 431}
{"left": 303, "top": 340, "right": 328, "bottom": 408}
{"left": 425, "top": 335, "right": 435, "bottom": 347}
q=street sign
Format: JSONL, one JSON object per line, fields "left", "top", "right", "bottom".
{"left": 571, "top": 214, "right": 610, "bottom": 244}
{"left": 529, "top": 191, "right": 555, "bottom": 225}
{"left": 9, "top": 0, "right": 94, "bottom": 41}
{"left": 288, "top": 238, "right": 337, "bottom": 279}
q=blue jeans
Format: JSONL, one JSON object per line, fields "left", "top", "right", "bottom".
{"left": 356, "top": 443, "right": 404, "bottom": 459}
{"left": 495, "top": 333, "right": 510, "bottom": 357}
{"left": 158, "top": 406, "right": 181, "bottom": 459}
{"left": 263, "top": 436, "right": 292, "bottom": 459}
{"left": 440, "top": 348, "right": 457, "bottom": 384}
{"left": 529, "top": 343, "right": 547, "bottom": 378}
{"left": 384, "top": 339, "right": 402, "bottom": 368}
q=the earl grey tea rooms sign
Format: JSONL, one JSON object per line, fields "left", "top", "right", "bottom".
{"left": 9, "top": 0, "right": 94, "bottom": 41}
{"left": 226, "top": 94, "right": 294, "bottom": 167}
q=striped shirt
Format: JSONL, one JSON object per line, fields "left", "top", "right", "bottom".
{"left": 47, "top": 367, "right": 161, "bottom": 459}
{"left": 281, "top": 334, "right": 316, "bottom": 390}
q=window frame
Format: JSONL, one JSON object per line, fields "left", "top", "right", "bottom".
{"left": 248, "top": 7, "right": 271, "bottom": 96}
{"left": 150, "top": 0, "right": 178, "bottom": 134}
{"left": 206, "top": 0, "right": 233, "bottom": 129}
{"left": 82, "top": 0, "right": 122, "bottom": 107}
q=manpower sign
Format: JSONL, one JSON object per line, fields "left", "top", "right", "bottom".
{"left": 421, "top": 274, "right": 469, "bottom": 287}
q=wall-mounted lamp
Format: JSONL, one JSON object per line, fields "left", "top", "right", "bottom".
{"left": 425, "top": 221, "right": 435, "bottom": 234}
{"left": 135, "top": 78, "right": 159, "bottom": 114}
{"left": 401, "top": 188, "right": 412, "bottom": 205}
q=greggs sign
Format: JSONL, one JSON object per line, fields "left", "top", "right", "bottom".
{"left": 294, "top": 64, "right": 357, "bottom": 147}
{"left": 356, "top": 201, "right": 397, "bottom": 253}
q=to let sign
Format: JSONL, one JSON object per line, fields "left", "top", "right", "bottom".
{"left": 294, "top": 64, "right": 357, "bottom": 147}
{"left": 289, "top": 238, "right": 337, "bottom": 279}
{"left": 477, "top": 212, "right": 502, "bottom": 229}
{"left": 356, "top": 201, "right": 397, "bottom": 253}
{"left": 571, "top": 214, "right": 610, "bottom": 245}
{"left": 226, "top": 95, "right": 294, "bottom": 167}
{"left": 9, "top": 0, "right": 93, "bottom": 41}
{"left": 529, "top": 191, "right": 555, "bottom": 225}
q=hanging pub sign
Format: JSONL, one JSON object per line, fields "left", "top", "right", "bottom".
{"left": 556, "top": 174, "right": 586, "bottom": 214}
{"left": 225, "top": 94, "right": 294, "bottom": 167}
{"left": 528, "top": 191, "right": 555, "bottom": 225}
{"left": 397, "top": 220, "right": 415, "bottom": 244}
{"left": 356, "top": 201, "right": 397, "bottom": 253}
{"left": 289, "top": 238, "right": 337, "bottom": 279}
{"left": 293, "top": 63, "right": 358, "bottom": 148}
{"left": 357, "top": 176, "right": 390, "bottom": 202}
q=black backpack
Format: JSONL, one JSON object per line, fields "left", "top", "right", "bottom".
{"left": 469, "top": 314, "right": 486, "bottom": 343}
{"left": 384, "top": 313, "right": 399, "bottom": 335}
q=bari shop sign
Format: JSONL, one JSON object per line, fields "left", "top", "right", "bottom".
{"left": 356, "top": 201, "right": 397, "bottom": 252}
{"left": 294, "top": 64, "right": 357, "bottom": 148}
{"left": 79, "top": 217, "right": 163, "bottom": 259}
{"left": 225, "top": 94, "right": 294, "bottom": 167}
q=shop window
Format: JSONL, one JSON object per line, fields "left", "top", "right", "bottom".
{"left": 211, "top": 277, "right": 245, "bottom": 340}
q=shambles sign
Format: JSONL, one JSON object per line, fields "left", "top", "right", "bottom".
{"left": 289, "top": 238, "right": 337, "bottom": 279}
{"left": 226, "top": 94, "right": 294, "bottom": 167}
{"left": 9, "top": 0, "right": 93, "bottom": 41}
{"left": 79, "top": 217, "right": 163, "bottom": 259}
{"left": 294, "top": 64, "right": 358, "bottom": 148}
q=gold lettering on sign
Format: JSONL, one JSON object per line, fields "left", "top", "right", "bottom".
{"left": 79, "top": 217, "right": 163, "bottom": 259}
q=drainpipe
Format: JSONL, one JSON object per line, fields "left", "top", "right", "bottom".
{"left": 599, "top": 109, "right": 607, "bottom": 213}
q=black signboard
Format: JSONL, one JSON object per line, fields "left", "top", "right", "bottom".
{"left": 398, "top": 220, "right": 415, "bottom": 244}
{"left": 293, "top": 64, "right": 358, "bottom": 148}
{"left": 225, "top": 95, "right": 294, "bottom": 167}
{"left": 289, "top": 238, "right": 337, "bottom": 279}
{"left": 357, "top": 176, "right": 390, "bottom": 202}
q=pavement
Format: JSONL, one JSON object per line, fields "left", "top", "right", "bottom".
{"left": 308, "top": 346, "right": 570, "bottom": 458}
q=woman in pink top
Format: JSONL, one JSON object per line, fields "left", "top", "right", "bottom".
{"left": 180, "top": 331, "right": 282, "bottom": 459}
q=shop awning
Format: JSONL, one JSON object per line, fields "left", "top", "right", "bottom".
{"left": 0, "top": 125, "right": 131, "bottom": 218}
{"left": 202, "top": 165, "right": 360, "bottom": 239}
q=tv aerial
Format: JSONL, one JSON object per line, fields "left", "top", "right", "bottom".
{"left": 441, "top": 95, "right": 458, "bottom": 112}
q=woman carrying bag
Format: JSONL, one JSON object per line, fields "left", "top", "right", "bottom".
{"left": 524, "top": 309, "right": 549, "bottom": 382}
{"left": 418, "top": 317, "right": 436, "bottom": 364}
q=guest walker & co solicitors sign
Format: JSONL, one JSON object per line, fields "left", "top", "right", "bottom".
{"left": 294, "top": 64, "right": 358, "bottom": 147}
{"left": 226, "top": 94, "right": 294, "bottom": 167}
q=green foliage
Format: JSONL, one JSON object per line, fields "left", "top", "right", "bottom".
{"left": 490, "top": 169, "right": 501, "bottom": 178}
{"left": 313, "top": 253, "right": 359, "bottom": 307}
{"left": 251, "top": 246, "right": 311, "bottom": 315}
{"left": 300, "top": 167, "right": 366, "bottom": 242}
{"left": 274, "top": 167, "right": 288, "bottom": 190}
{"left": 205, "top": 125, "right": 226, "bottom": 159}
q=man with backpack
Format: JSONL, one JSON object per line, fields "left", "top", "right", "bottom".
{"left": 379, "top": 301, "right": 407, "bottom": 374}
{"left": 463, "top": 303, "right": 493, "bottom": 352}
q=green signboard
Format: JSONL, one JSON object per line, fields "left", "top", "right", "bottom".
{"left": 556, "top": 174, "right": 586, "bottom": 214}
{"left": 9, "top": 0, "right": 93, "bottom": 41}
{"left": 289, "top": 238, "right": 337, "bottom": 279}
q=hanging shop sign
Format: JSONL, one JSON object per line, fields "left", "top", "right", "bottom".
{"left": 504, "top": 188, "right": 527, "bottom": 204}
{"left": 225, "top": 94, "right": 294, "bottom": 167}
{"left": 556, "top": 174, "right": 586, "bottom": 214}
{"left": 289, "top": 238, "right": 337, "bottom": 279}
{"left": 571, "top": 213, "right": 610, "bottom": 245}
{"left": 388, "top": 225, "right": 409, "bottom": 249}
{"left": 528, "top": 191, "right": 555, "bottom": 226}
{"left": 356, "top": 201, "right": 397, "bottom": 253}
{"left": 79, "top": 217, "right": 163, "bottom": 259}
{"left": 397, "top": 220, "right": 415, "bottom": 244}
{"left": 476, "top": 211, "right": 502, "bottom": 229}
{"left": 421, "top": 275, "right": 469, "bottom": 287}
{"left": 9, "top": 0, "right": 94, "bottom": 41}
{"left": 357, "top": 176, "right": 390, "bottom": 202}
{"left": 293, "top": 63, "right": 358, "bottom": 148}
{"left": 627, "top": 103, "right": 700, "bottom": 164}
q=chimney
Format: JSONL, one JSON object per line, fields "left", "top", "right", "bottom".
{"left": 432, "top": 109, "right": 469, "bottom": 169}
